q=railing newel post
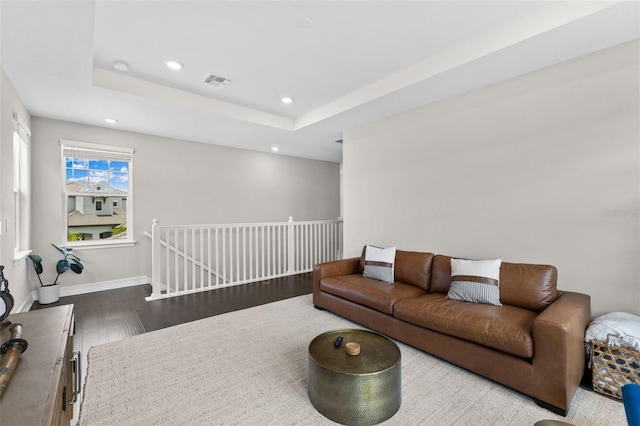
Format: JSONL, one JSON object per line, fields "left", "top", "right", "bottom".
{"left": 151, "top": 219, "right": 161, "bottom": 298}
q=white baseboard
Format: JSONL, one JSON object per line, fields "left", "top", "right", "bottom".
{"left": 63, "top": 276, "right": 151, "bottom": 297}
{"left": 30, "top": 275, "right": 150, "bottom": 302}
{"left": 15, "top": 292, "right": 35, "bottom": 313}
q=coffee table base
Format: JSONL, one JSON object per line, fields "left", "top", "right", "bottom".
{"left": 309, "top": 363, "right": 401, "bottom": 425}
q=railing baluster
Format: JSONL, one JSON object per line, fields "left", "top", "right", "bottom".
{"left": 165, "top": 229, "right": 170, "bottom": 294}
{"left": 320, "top": 222, "right": 324, "bottom": 263}
{"left": 147, "top": 218, "right": 343, "bottom": 300}
{"left": 207, "top": 228, "right": 212, "bottom": 288}
{"left": 292, "top": 223, "right": 297, "bottom": 272}
{"left": 229, "top": 227, "right": 234, "bottom": 283}
{"left": 304, "top": 224, "right": 308, "bottom": 271}
{"left": 191, "top": 228, "right": 196, "bottom": 292}
{"left": 236, "top": 226, "right": 240, "bottom": 282}
{"left": 223, "top": 227, "right": 227, "bottom": 285}
{"left": 308, "top": 224, "right": 312, "bottom": 270}
{"left": 182, "top": 230, "right": 187, "bottom": 292}
{"left": 267, "top": 225, "right": 272, "bottom": 277}
{"left": 276, "top": 224, "right": 281, "bottom": 274}
{"left": 215, "top": 228, "right": 219, "bottom": 286}
{"left": 328, "top": 223, "right": 331, "bottom": 261}
{"left": 324, "top": 223, "right": 328, "bottom": 262}
{"left": 274, "top": 225, "right": 278, "bottom": 275}
{"left": 272, "top": 225, "right": 276, "bottom": 276}
{"left": 308, "top": 224, "right": 312, "bottom": 268}
{"left": 260, "top": 226, "right": 267, "bottom": 277}
{"left": 242, "top": 227, "right": 246, "bottom": 281}
{"left": 320, "top": 223, "right": 324, "bottom": 263}
{"left": 199, "top": 228, "right": 203, "bottom": 289}
{"left": 332, "top": 221, "right": 336, "bottom": 261}
{"left": 293, "top": 223, "right": 298, "bottom": 272}
{"left": 312, "top": 223, "right": 317, "bottom": 268}
{"left": 173, "top": 230, "right": 179, "bottom": 294}
{"left": 249, "top": 226, "right": 254, "bottom": 280}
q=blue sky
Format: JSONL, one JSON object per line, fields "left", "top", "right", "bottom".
{"left": 65, "top": 158, "right": 129, "bottom": 193}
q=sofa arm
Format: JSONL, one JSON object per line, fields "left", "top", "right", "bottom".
{"left": 532, "top": 291, "right": 591, "bottom": 409}
{"left": 312, "top": 257, "right": 361, "bottom": 300}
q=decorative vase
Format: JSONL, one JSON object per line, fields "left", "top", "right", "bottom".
{"left": 37, "top": 284, "right": 60, "bottom": 304}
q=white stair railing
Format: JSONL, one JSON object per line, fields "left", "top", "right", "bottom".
{"left": 147, "top": 217, "right": 343, "bottom": 300}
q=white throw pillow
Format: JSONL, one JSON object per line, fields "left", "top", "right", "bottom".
{"left": 363, "top": 245, "right": 396, "bottom": 284}
{"left": 447, "top": 258, "right": 502, "bottom": 306}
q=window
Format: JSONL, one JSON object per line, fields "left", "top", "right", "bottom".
{"left": 13, "top": 113, "right": 31, "bottom": 261}
{"left": 61, "top": 140, "right": 134, "bottom": 247}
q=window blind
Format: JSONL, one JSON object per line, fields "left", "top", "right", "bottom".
{"left": 61, "top": 140, "right": 133, "bottom": 162}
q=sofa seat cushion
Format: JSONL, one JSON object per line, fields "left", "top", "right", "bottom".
{"left": 320, "top": 275, "right": 427, "bottom": 315}
{"left": 393, "top": 294, "right": 537, "bottom": 358}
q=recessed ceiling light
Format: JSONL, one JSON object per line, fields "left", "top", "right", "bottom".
{"left": 112, "top": 61, "right": 129, "bottom": 72}
{"left": 164, "top": 60, "right": 183, "bottom": 70}
{"left": 104, "top": 118, "right": 118, "bottom": 124}
{"left": 271, "top": 146, "right": 280, "bottom": 152}
{"left": 297, "top": 16, "right": 314, "bottom": 29}
{"left": 281, "top": 97, "right": 293, "bottom": 104}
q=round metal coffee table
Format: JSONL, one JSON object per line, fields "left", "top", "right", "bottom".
{"left": 308, "top": 329, "right": 401, "bottom": 425}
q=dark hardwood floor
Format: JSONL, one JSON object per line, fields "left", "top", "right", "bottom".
{"left": 31, "top": 273, "right": 312, "bottom": 360}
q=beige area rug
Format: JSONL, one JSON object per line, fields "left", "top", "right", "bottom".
{"left": 78, "top": 294, "right": 626, "bottom": 426}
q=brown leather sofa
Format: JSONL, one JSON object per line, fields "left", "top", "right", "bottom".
{"left": 312, "top": 248, "right": 591, "bottom": 416}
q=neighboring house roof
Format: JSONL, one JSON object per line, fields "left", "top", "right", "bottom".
{"left": 66, "top": 183, "right": 127, "bottom": 195}
{"left": 67, "top": 182, "right": 84, "bottom": 192}
{"left": 68, "top": 209, "right": 127, "bottom": 227}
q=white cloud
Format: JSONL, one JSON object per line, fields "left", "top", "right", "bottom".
{"left": 71, "top": 159, "right": 89, "bottom": 169}
{"left": 89, "top": 171, "right": 109, "bottom": 183}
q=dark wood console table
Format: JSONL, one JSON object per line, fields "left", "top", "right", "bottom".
{"left": 0, "top": 304, "right": 78, "bottom": 426}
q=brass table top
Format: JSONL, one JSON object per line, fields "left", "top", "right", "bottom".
{"left": 308, "top": 328, "right": 401, "bottom": 374}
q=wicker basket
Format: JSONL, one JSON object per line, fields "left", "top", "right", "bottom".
{"left": 590, "top": 338, "right": 640, "bottom": 399}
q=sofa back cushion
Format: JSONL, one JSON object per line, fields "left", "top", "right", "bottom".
{"left": 430, "top": 254, "right": 558, "bottom": 312}
{"left": 358, "top": 247, "right": 434, "bottom": 291}
{"left": 395, "top": 250, "right": 435, "bottom": 291}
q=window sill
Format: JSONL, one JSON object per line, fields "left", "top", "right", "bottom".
{"left": 61, "top": 240, "right": 137, "bottom": 251}
{"left": 13, "top": 249, "right": 32, "bottom": 265}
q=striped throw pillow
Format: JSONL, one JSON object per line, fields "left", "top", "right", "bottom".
{"left": 363, "top": 245, "right": 396, "bottom": 284}
{"left": 447, "top": 258, "right": 502, "bottom": 306}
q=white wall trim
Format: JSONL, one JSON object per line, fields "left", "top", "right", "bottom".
{"left": 15, "top": 292, "right": 35, "bottom": 313}
{"left": 61, "top": 275, "right": 150, "bottom": 297}
{"left": 30, "top": 275, "right": 150, "bottom": 302}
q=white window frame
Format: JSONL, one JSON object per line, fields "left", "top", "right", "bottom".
{"left": 60, "top": 139, "right": 135, "bottom": 249}
{"left": 13, "top": 113, "right": 31, "bottom": 263}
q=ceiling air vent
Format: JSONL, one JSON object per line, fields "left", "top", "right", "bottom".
{"left": 204, "top": 73, "right": 232, "bottom": 88}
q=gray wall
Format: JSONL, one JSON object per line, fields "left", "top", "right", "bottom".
{"left": 29, "top": 118, "right": 341, "bottom": 296}
{"left": 343, "top": 41, "right": 640, "bottom": 317}
{"left": 0, "top": 68, "right": 32, "bottom": 310}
